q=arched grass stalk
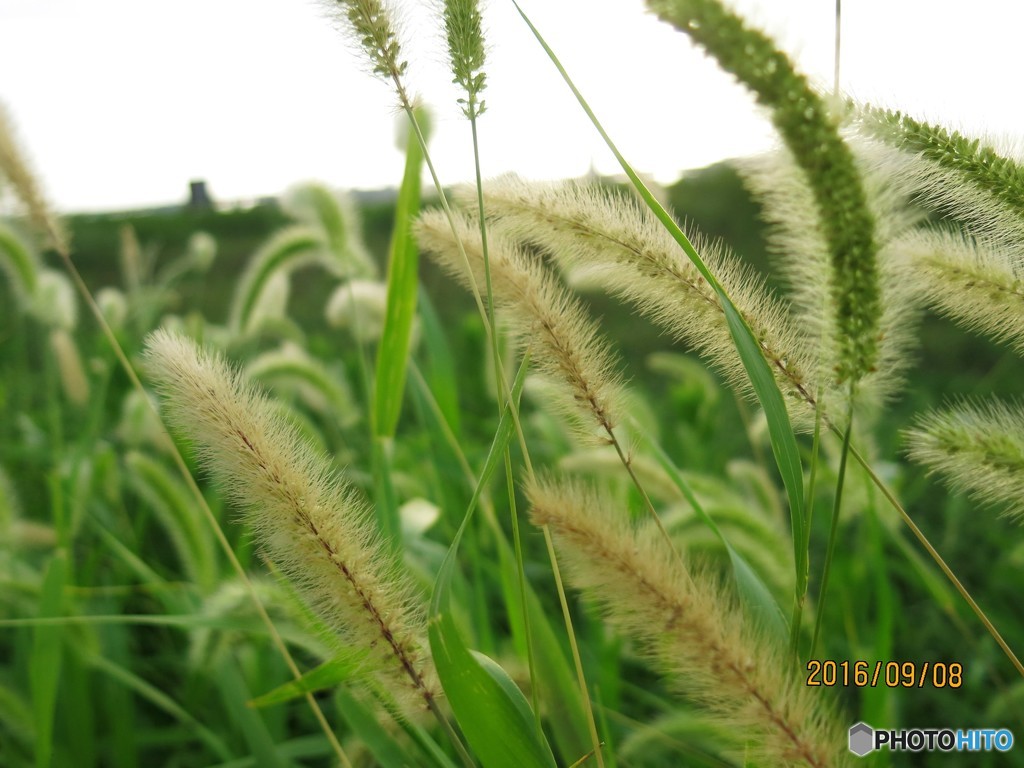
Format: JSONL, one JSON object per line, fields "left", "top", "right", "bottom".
{"left": 229, "top": 226, "right": 323, "bottom": 336}
{"left": 648, "top": 0, "right": 880, "bottom": 390}
{"left": 124, "top": 450, "right": 219, "bottom": 593}
{"left": 0, "top": 103, "right": 355, "bottom": 768}
{"left": 246, "top": 343, "right": 360, "bottom": 429}
{"left": 282, "top": 182, "right": 376, "bottom": 278}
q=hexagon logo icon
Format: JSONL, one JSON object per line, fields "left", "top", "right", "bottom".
{"left": 849, "top": 722, "right": 874, "bottom": 757}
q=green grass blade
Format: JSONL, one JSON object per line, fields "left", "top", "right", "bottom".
{"left": 373, "top": 108, "right": 425, "bottom": 438}
{"left": 511, "top": 1, "right": 806, "bottom": 618}
{"left": 215, "top": 662, "right": 287, "bottom": 768}
{"left": 638, "top": 426, "right": 787, "bottom": 639}
{"left": 125, "top": 451, "right": 217, "bottom": 591}
{"left": 334, "top": 686, "right": 418, "bottom": 767}
{"left": 0, "top": 221, "right": 39, "bottom": 299}
{"left": 248, "top": 654, "right": 370, "bottom": 708}
{"left": 371, "top": 435, "right": 401, "bottom": 547}
{"left": 418, "top": 289, "right": 462, "bottom": 436}
{"left": 428, "top": 609, "right": 555, "bottom": 768}
{"left": 493, "top": 533, "right": 592, "bottom": 764}
{"left": 31, "top": 550, "right": 66, "bottom": 768}
{"left": 0, "top": 679, "right": 35, "bottom": 760}
{"left": 720, "top": 301, "right": 807, "bottom": 599}
{"left": 229, "top": 226, "right": 322, "bottom": 334}
{"left": 83, "top": 651, "right": 235, "bottom": 761}
{"left": 429, "top": 356, "right": 556, "bottom": 768}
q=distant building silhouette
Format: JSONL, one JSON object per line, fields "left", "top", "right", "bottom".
{"left": 188, "top": 180, "right": 214, "bottom": 209}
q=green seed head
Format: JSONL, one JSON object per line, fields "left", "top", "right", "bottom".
{"left": 443, "top": 0, "right": 488, "bottom": 116}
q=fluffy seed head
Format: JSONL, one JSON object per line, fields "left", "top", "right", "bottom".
{"left": 649, "top": 0, "right": 880, "bottom": 386}
{"left": 474, "top": 175, "right": 823, "bottom": 427}
{"left": 443, "top": 0, "right": 488, "bottom": 116}
{"left": 49, "top": 328, "right": 89, "bottom": 407}
{"left": 737, "top": 144, "right": 922, "bottom": 411}
{"left": 0, "top": 104, "right": 68, "bottom": 254}
{"left": 417, "top": 208, "right": 626, "bottom": 444}
{"left": 856, "top": 106, "right": 1024, "bottom": 249}
{"left": 529, "top": 478, "right": 848, "bottom": 767}
{"left": 895, "top": 228, "right": 1024, "bottom": 354}
{"left": 906, "top": 400, "right": 1024, "bottom": 519}
{"left": 30, "top": 268, "right": 78, "bottom": 330}
{"left": 327, "top": 0, "right": 408, "bottom": 81}
{"left": 144, "top": 329, "right": 437, "bottom": 714}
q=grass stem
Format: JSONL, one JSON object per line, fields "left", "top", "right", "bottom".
{"left": 810, "top": 398, "right": 854, "bottom": 659}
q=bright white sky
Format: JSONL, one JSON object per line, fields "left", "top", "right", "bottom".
{"left": 2, "top": 0, "right": 1023, "bottom": 213}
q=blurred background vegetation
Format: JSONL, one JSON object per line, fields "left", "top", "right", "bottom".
{"left": 3, "top": 162, "right": 1023, "bottom": 766}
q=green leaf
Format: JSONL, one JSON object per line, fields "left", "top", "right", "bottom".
{"left": 0, "top": 221, "right": 39, "bottom": 300}
{"left": 31, "top": 550, "right": 66, "bottom": 768}
{"left": 248, "top": 654, "right": 369, "bottom": 709}
{"left": 83, "top": 650, "right": 234, "bottom": 761}
{"left": 334, "top": 686, "right": 418, "bottom": 767}
{"left": 374, "top": 106, "right": 426, "bottom": 438}
{"left": 429, "top": 356, "right": 555, "bottom": 768}
{"left": 215, "top": 662, "right": 286, "bottom": 768}
{"left": 494, "top": 534, "right": 592, "bottom": 764}
{"left": 418, "top": 289, "right": 461, "bottom": 436}
{"left": 125, "top": 451, "right": 217, "bottom": 592}
{"left": 640, "top": 427, "right": 787, "bottom": 640}
{"left": 428, "top": 606, "right": 555, "bottom": 768}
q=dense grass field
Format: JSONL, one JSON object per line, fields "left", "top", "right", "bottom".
{"left": 4, "top": 1, "right": 1024, "bottom": 766}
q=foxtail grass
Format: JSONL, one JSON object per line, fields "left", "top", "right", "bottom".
{"left": 0, "top": 220, "right": 41, "bottom": 303}
{"left": 0, "top": 105, "right": 356, "bottom": 765}
{"left": 648, "top": 0, "right": 880, "bottom": 389}
{"left": 282, "top": 182, "right": 376, "bottom": 279}
{"left": 529, "top": 478, "right": 848, "bottom": 768}
{"left": 0, "top": 102, "right": 68, "bottom": 254}
{"left": 144, "top": 329, "right": 440, "bottom": 717}
{"left": 896, "top": 228, "right": 1024, "bottom": 353}
{"left": 906, "top": 400, "right": 1024, "bottom": 519}
{"left": 29, "top": 269, "right": 78, "bottom": 331}
{"left": 417, "top": 209, "right": 625, "bottom": 445}
{"left": 246, "top": 342, "right": 361, "bottom": 429}
{"left": 474, "top": 175, "right": 820, "bottom": 425}
{"left": 856, "top": 106, "right": 1024, "bottom": 248}
{"left": 736, "top": 145, "right": 921, "bottom": 411}
{"left": 48, "top": 328, "right": 90, "bottom": 408}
